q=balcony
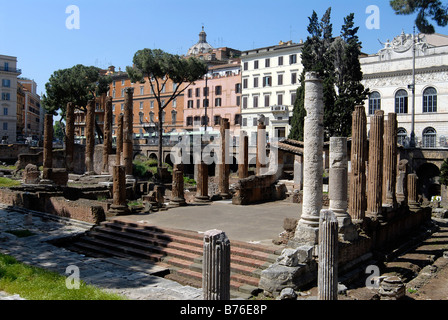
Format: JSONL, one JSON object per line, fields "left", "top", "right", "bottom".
{"left": 271, "top": 105, "right": 288, "bottom": 113}
{"left": 0, "top": 66, "right": 21, "bottom": 75}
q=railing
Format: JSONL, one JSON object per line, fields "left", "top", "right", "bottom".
{"left": 0, "top": 66, "right": 21, "bottom": 74}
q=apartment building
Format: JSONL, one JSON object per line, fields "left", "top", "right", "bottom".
{"left": 18, "top": 79, "right": 43, "bottom": 139}
{"left": 240, "top": 41, "right": 303, "bottom": 145}
{"left": 0, "top": 55, "right": 21, "bottom": 143}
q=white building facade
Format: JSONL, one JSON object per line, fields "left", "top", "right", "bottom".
{"left": 0, "top": 55, "right": 21, "bottom": 143}
{"left": 361, "top": 32, "right": 448, "bottom": 149}
{"left": 240, "top": 41, "right": 303, "bottom": 145}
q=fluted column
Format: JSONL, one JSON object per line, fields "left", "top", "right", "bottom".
{"left": 65, "top": 102, "right": 75, "bottom": 172}
{"left": 349, "top": 105, "right": 367, "bottom": 222}
{"left": 293, "top": 72, "right": 324, "bottom": 246}
{"left": 383, "top": 113, "right": 398, "bottom": 206}
{"left": 123, "top": 88, "right": 134, "bottom": 177}
{"left": 318, "top": 209, "right": 339, "bottom": 300}
{"left": 85, "top": 99, "right": 95, "bottom": 175}
{"left": 202, "top": 229, "right": 231, "bottom": 300}
{"left": 238, "top": 133, "right": 249, "bottom": 179}
{"left": 102, "top": 96, "right": 113, "bottom": 174}
{"left": 367, "top": 110, "right": 384, "bottom": 218}
{"left": 218, "top": 118, "right": 231, "bottom": 198}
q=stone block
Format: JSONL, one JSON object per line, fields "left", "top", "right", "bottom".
{"left": 259, "top": 264, "right": 308, "bottom": 295}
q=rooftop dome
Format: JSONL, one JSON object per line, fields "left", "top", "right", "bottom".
{"left": 187, "top": 26, "right": 214, "bottom": 56}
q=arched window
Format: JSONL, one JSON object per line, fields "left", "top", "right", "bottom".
{"left": 368, "top": 91, "right": 381, "bottom": 115}
{"left": 422, "top": 127, "right": 437, "bottom": 148}
{"left": 395, "top": 89, "right": 408, "bottom": 114}
{"left": 397, "top": 128, "right": 407, "bottom": 146}
{"left": 423, "top": 87, "right": 437, "bottom": 113}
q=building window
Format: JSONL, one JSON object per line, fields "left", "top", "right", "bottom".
{"left": 196, "top": 88, "right": 201, "bottom": 97}
{"left": 291, "top": 92, "right": 297, "bottom": 105}
{"left": 196, "top": 99, "right": 200, "bottom": 109}
{"left": 236, "top": 96, "right": 241, "bottom": 107}
{"left": 252, "top": 118, "right": 258, "bottom": 126}
{"left": 265, "top": 95, "right": 270, "bottom": 107}
{"left": 171, "top": 111, "right": 177, "bottom": 125}
{"left": 149, "top": 112, "right": 154, "bottom": 122}
{"left": 3, "top": 63, "right": 9, "bottom": 71}
{"left": 1, "top": 93, "right": 10, "bottom": 101}
{"left": 278, "top": 74, "right": 283, "bottom": 86}
{"left": 150, "top": 100, "right": 154, "bottom": 109}
{"left": 397, "top": 128, "right": 407, "bottom": 146}
{"left": 242, "top": 96, "right": 248, "bottom": 109}
{"left": 215, "top": 86, "right": 222, "bottom": 95}
{"left": 203, "top": 99, "right": 209, "bottom": 108}
{"left": 215, "top": 97, "right": 222, "bottom": 107}
{"left": 112, "top": 90, "right": 116, "bottom": 98}
{"left": 112, "top": 104, "right": 115, "bottom": 112}
{"left": 422, "top": 127, "right": 437, "bottom": 148}
{"left": 289, "top": 54, "right": 297, "bottom": 64}
{"left": 140, "top": 86, "right": 144, "bottom": 95}
{"left": 139, "top": 102, "right": 144, "bottom": 110}
{"left": 263, "top": 76, "right": 272, "bottom": 87}
{"left": 121, "top": 89, "right": 124, "bottom": 97}
{"left": 214, "top": 115, "right": 221, "bottom": 126}
{"left": 254, "top": 77, "right": 259, "bottom": 88}
{"left": 244, "top": 62, "right": 248, "bottom": 71}
{"left": 2, "top": 79, "right": 10, "bottom": 87}
{"left": 194, "top": 116, "right": 200, "bottom": 126}
{"left": 423, "top": 87, "right": 437, "bottom": 113}
{"left": 254, "top": 60, "right": 259, "bottom": 69}
{"left": 368, "top": 91, "right": 381, "bottom": 115}
{"left": 173, "top": 98, "right": 177, "bottom": 109}
{"left": 278, "top": 56, "right": 284, "bottom": 66}
{"left": 265, "top": 58, "right": 270, "bottom": 68}
{"left": 121, "top": 79, "right": 125, "bottom": 86}
{"left": 188, "top": 89, "right": 193, "bottom": 98}
{"left": 3, "top": 108, "right": 7, "bottom": 116}
{"left": 242, "top": 118, "right": 247, "bottom": 127}
{"left": 201, "top": 116, "right": 209, "bottom": 126}
{"left": 291, "top": 73, "right": 297, "bottom": 85}
{"left": 121, "top": 104, "right": 124, "bottom": 111}
{"left": 235, "top": 114, "right": 241, "bottom": 125}
{"left": 243, "top": 78, "right": 248, "bottom": 89}
{"left": 187, "top": 116, "right": 193, "bottom": 126}
{"left": 187, "top": 100, "right": 194, "bottom": 109}
{"left": 2, "top": 122, "right": 7, "bottom": 130}
{"left": 253, "top": 96, "right": 259, "bottom": 108}
{"left": 278, "top": 94, "right": 283, "bottom": 106}
{"left": 139, "top": 112, "right": 144, "bottom": 123}
{"left": 235, "top": 83, "right": 242, "bottom": 94}
{"left": 395, "top": 89, "right": 408, "bottom": 114}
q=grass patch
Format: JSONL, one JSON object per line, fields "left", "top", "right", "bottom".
{"left": 5, "top": 229, "right": 35, "bottom": 238}
{"left": 0, "top": 254, "right": 126, "bottom": 300}
{"left": 0, "top": 177, "right": 21, "bottom": 188}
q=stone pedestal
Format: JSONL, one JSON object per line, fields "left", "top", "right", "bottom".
{"left": 383, "top": 113, "right": 398, "bottom": 207}
{"left": 379, "top": 276, "right": 405, "bottom": 300}
{"left": 116, "top": 114, "right": 124, "bottom": 166}
{"left": 367, "top": 110, "right": 384, "bottom": 219}
{"left": 65, "top": 102, "right": 75, "bottom": 172}
{"left": 318, "top": 210, "right": 339, "bottom": 300}
{"left": 170, "top": 169, "right": 186, "bottom": 207}
{"left": 123, "top": 88, "right": 134, "bottom": 177}
{"left": 108, "top": 165, "right": 129, "bottom": 216}
{"left": 195, "top": 162, "right": 210, "bottom": 203}
{"left": 202, "top": 229, "right": 231, "bottom": 300}
{"left": 349, "top": 105, "right": 367, "bottom": 223}
{"left": 329, "top": 137, "right": 357, "bottom": 241}
{"left": 238, "top": 133, "right": 249, "bottom": 179}
{"left": 102, "top": 96, "right": 113, "bottom": 174}
{"left": 218, "top": 118, "right": 231, "bottom": 199}
{"left": 41, "top": 113, "right": 54, "bottom": 184}
{"left": 293, "top": 72, "right": 324, "bottom": 246}
{"left": 85, "top": 99, "right": 95, "bottom": 175}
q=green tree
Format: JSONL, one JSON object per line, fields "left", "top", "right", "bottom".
{"left": 53, "top": 121, "right": 65, "bottom": 142}
{"left": 390, "top": 0, "right": 448, "bottom": 33}
{"left": 126, "top": 49, "right": 208, "bottom": 168}
{"left": 440, "top": 158, "right": 448, "bottom": 186}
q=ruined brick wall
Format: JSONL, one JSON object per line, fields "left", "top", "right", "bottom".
{"left": 44, "top": 197, "right": 107, "bottom": 224}
{"left": 232, "top": 174, "right": 278, "bottom": 205}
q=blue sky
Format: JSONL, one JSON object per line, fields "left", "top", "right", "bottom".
{"left": 1, "top": 0, "right": 447, "bottom": 99}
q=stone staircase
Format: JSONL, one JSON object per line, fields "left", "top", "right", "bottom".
{"left": 62, "top": 219, "right": 282, "bottom": 297}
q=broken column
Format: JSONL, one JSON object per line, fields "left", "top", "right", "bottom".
{"left": 329, "top": 137, "right": 357, "bottom": 241}
{"left": 318, "top": 210, "right": 339, "bottom": 301}
{"left": 408, "top": 173, "right": 419, "bottom": 208}
{"left": 238, "top": 133, "right": 249, "bottom": 179}
{"left": 85, "top": 99, "right": 95, "bottom": 175}
{"left": 195, "top": 161, "right": 210, "bottom": 203}
{"left": 170, "top": 164, "right": 186, "bottom": 207}
{"left": 396, "top": 159, "right": 409, "bottom": 205}
{"left": 102, "top": 96, "right": 113, "bottom": 174}
{"left": 293, "top": 155, "right": 303, "bottom": 190}
{"left": 108, "top": 165, "right": 129, "bottom": 216}
{"left": 202, "top": 229, "right": 231, "bottom": 300}
{"left": 292, "top": 72, "right": 324, "bottom": 246}
{"left": 116, "top": 114, "right": 124, "bottom": 166}
{"left": 41, "top": 113, "right": 53, "bottom": 183}
{"left": 123, "top": 87, "right": 134, "bottom": 177}
{"left": 256, "top": 118, "right": 267, "bottom": 175}
{"left": 382, "top": 113, "right": 398, "bottom": 207}
{"left": 65, "top": 102, "right": 75, "bottom": 172}
{"left": 367, "top": 110, "right": 384, "bottom": 219}
{"left": 349, "top": 105, "right": 367, "bottom": 223}
{"left": 218, "top": 118, "right": 231, "bottom": 199}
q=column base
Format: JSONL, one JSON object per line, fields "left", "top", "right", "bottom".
{"left": 289, "top": 223, "right": 319, "bottom": 247}
{"left": 194, "top": 196, "right": 211, "bottom": 203}
{"left": 107, "top": 204, "right": 130, "bottom": 217}
{"left": 39, "top": 179, "right": 54, "bottom": 185}
{"left": 169, "top": 198, "right": 187, "bottom": 207}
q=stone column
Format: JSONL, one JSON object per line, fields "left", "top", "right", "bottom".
{"left": 256, "top": 122, "right": 267, "bottom": 175}
{"left": 238, "top": 133, "right": 249, "bottom": 179}
{"left": 293, "top": 72, "right": 324, "bottom": 246}
{"left": 329, "top": 137, "right": 358, "bottom": 241}
{"left": 195, "top": 161, "right": 210, "bottom": 203}
{"left": 367, "top": 110, "right": 384, "bottom": 219}
{"left": 382, "top": 113, "right": 398, "bottom": 207}
{"left": 108, "top": 165, "right": 129, "bottom": 216}
{"left": 102, "top": 96, "right": 113, "bottom": 174}
{"left": 293, "top": 155, "right": 303, "bottom": 190}
{"left": 116, "top": 114, "right": 124, "bottom": 166}
{"left": 170, "top": 166, "right": 186, "bottom": 207}
{"left": 65, "top": 102, "right": 75, "bottom": 172}
{"left": 408, "top": 173, "right": 419, "bottom": 207}
{"left": 218, "top": 118, "right": 231, "bottom": 199}
{"left": 202, "top": 229, "right": 231, "bottom": 300}
{"left": 396, "top": 159, "right": 409, "bottom": 205}
{"left": 123, "top": 87, "right": 134, "bottom": 177}
{"left": 318, "top": 209, "right": 339, "bottom": 301}
{"left": 85, "top": 99, "right": 95, "bottom": 175}
{"left": 42, "top": 113, "right": 53, "bottom": 182}
{"left": 349, "top": 105, "right": 367, "bottom": 222}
